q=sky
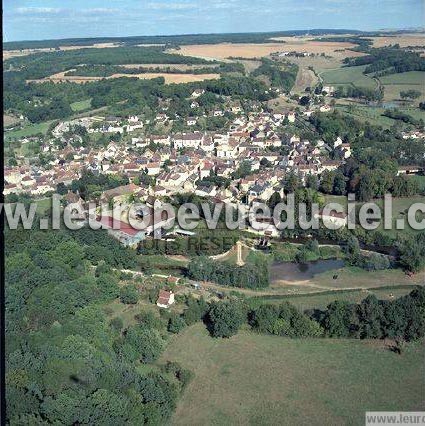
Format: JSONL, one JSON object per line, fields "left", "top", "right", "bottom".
{"left": 3, "top": 0, "right": 424, "bottom": 42}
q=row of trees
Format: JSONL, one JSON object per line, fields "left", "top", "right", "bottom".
{"left": 187, "top": 253, "right": 270, "bottom": 289}
{"left": 179, "top": 287, "right": 425, "bottom": 341}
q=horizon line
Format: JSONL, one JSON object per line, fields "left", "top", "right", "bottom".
{"left": 4, "top": 26, "right": 425, "bottom": 45}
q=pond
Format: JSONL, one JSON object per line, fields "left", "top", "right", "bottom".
{"left": 270, "top": 259, "right": 345, "bottom": 283}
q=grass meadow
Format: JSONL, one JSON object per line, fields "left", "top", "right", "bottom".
{"left": 161, "top": 324, "right": 425, "bottom": 426}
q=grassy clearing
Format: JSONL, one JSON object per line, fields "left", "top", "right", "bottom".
{"left": 4, "top": 120, "right": 54, "bottom": 140}
{"left": 162, "top": 324, "right": 425, "bottom": 426}
{"left": 311, "top": 267, "right": 424, "bottom": 290}
{"left": 336, "top": 104, "right": 424, "bottom": 128}
{"left": 36, "top": 198, "right": 52, "bottom": 215}
{"left": 335, "top": 105, "right": 398, "bottom": 128}
{"left": 320, "top": 65, "right": 377, "bottom": 89}
{"left": 249, "top": 286, "right": 417, "bottom": 311}
{"left": 380, "top": 71, "right": 425, "bottom": 86}
{"left": 379, "top": 71, "right": 425, "bottom": 102}
{"left": 70, "top": 98, "right": 92, "bottom": 112}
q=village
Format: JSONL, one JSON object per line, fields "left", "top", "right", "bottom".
{"left": 3, "top": 86, "right": 361, "bottom": 240}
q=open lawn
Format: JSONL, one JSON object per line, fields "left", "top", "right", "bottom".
{"left": 70, "top": 98, "right": 92, "bottom": 112}
{"left": 161, "top": 324, "right": 425, "bottom": 426}
{"left": 320, "top": 65, "right": 377, "bottom": 89}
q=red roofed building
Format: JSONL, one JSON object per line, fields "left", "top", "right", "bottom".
{"left": 156, "top": 290, "right": 175, "bottom": 309}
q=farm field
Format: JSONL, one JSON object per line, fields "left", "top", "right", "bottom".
{"left": 365, "top": 34, "right": 425, "bottom": 48}
{"left": 28, "top": 71, "right": 220, "bottom": 84}
{"left": 379, "top": 71, "right": 425, "bottom": 102}
{"left": 3, "top": 42, "right": 121, "bottom": 60}
{"left": 120, "top": 63, "right": 218, "bottom": 70}
{"left": 169, "top": 40, "right": 361, "bottom": 61}
{"left": 323, "top": 194, "right": 425, "bottom": 235}
{"left": 162, "top": 324, "right": 425, "bottom": 426}
{"left": 320, "top": 65, "right": 377, "bottom": 89}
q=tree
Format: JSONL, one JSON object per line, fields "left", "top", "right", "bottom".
{"left": 357, "top": 295, "right": 384, "bottom": 339}
{"left": 321, "top": 300, "right": 359, "bottom": 338}
{"left": 319, "top": 170, "right": 335, "bottom": 194}
{"left": 306, "top": 174, "right": 318, "bottom": 190}
{"left": 400, "top": 90, "right": 421, "bottom": 100}
{"left": 333, "top": 171, "right": 347, "bottom": 195}
{"left": 125, "top": 325, "right": 165, "bottom": 363}
{"left": 299, "top": 95, "right": 310, "bottom": 106}
{"left": 97, "top": 274, "right": 120, "bottom": 300}
{"left": 268, "top": 192, "right": 282, "bottom": 209}
{"left": 167, "top": 315, "right": 186, "bottom": 334}
{"left": 344, "top": 236, "right": 361, "bottom": 266}
{"left": 120, "top": 285, "right": 139, "bottom": 304}
{"left": 207, "top": 301, "right": 246, "bottom": 338}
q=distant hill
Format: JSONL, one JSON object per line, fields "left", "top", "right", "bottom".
{"left": 3, "top": 29, "right": 365, "bottom": 50}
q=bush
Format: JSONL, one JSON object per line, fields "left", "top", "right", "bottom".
{"left": 361, "top": 253, "right": 391, "bottom": 271}
{"left": 110, "top": 317, "right": 124, "bottom": 332}
{"left": 120, "top": 285, "right": 139, "bottom": 304}
{"left": 168, "top": 315, "right": 186, "bottom": 334}
{"left": 96, "top": 274, "right": 120, "bottom": 300}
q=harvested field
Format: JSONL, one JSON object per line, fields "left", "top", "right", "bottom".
{"left": 365, "top": 34, "right": 425, "bottom": 48}
{"left": 169, "top": 40, "right": 362, "bottom": 61}
{"left": 120, "top": 63, "right": 217, "bottom": 70}
{"left": 3, "top": 42, "right": 120, "bottom": 60}
{"left": 27, "top": 71, "right": 220, "bottom": 84}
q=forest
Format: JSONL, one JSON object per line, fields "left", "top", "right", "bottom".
{"left": 344, "top": 46, "right": 425, "bottom": 76}
{"left": 252, "top": 58, "right": 298, "bottom": 92}
{"left": 5, "top": 223, "right": 192, "bottom": 424}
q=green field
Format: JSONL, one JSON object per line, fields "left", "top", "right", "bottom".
{"left": 320, "top": 65, "right": 377, "bottom": 89}
{"left": 70, "top": 98, "right": 92, "bottom": 112}
{"left": 335, "top": 105, "right": 399, "bottom": 128}
{"left": 162, "top": 324, "right": 425, "bottom": 425}
{"left": 4, "top": 120, "right": 54, "bottom": 140}
{"left": 380, "top": 72, "right": 425, "bottom": 86}
{"left": 249, "top": 286, "right": 418, "bottom": 311}
{"left": 379, "top": 71, "right": 425, "bottom": 102}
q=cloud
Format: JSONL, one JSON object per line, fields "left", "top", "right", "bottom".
{"left": 15, "top": 7, "right": 119, "bottom": 16}
{"left": 16, "top": 7, "right": 63, "bottom": 14}
{"left": 147, "top": 2, "right": 196, "bottom": 10}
